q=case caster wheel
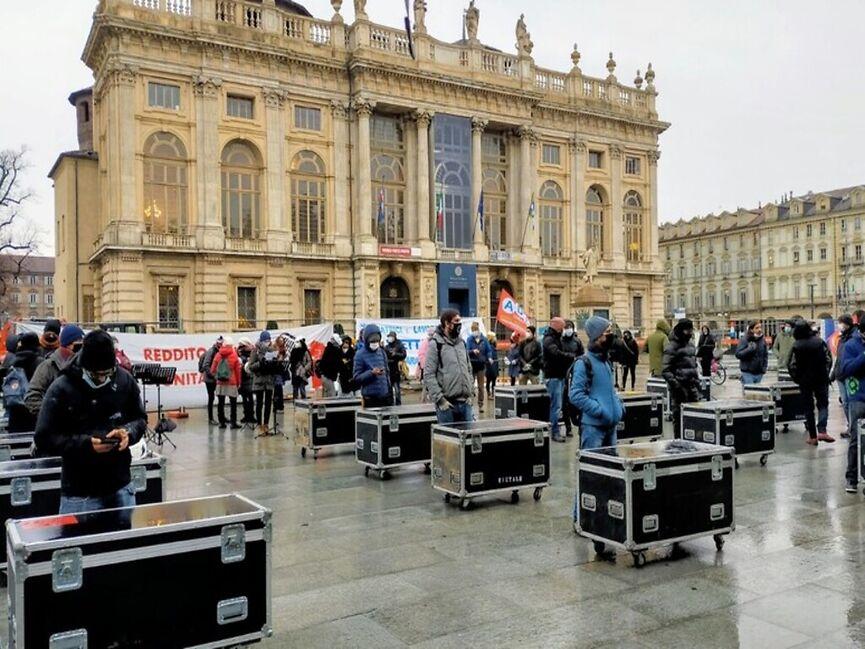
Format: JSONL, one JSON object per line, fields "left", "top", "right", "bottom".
{"left": 363, "top": 466, "right": 370, "bottom": 477}
{"left": 759, "top": 454, "right": 768, "bottom": 466}
{"left": 632, "top": 551, "right": 647, "bottom": 568}
{"left": 510, "top": 490, "right": 520, "bottom": 504}
{"left": 313, "top": 449, "right": 319, "bottom": 460}
{"left": 423, "top": 463, "right": 431, "bottom": 475}
{"left": 300, "top": 447, "right": 307, "bottom": 458}
{"left": 592, "top": 541, "right": 606, "bottom": 555}
{"left": 380, "top": 469, "right": 392, "bottom": 481}
{"left": 444, "top": 493, "right": 451, "bottom": 504}
{"left": 714, "top": 534, "right": 725, "bottom": 551}
{"left": 459, "top": 498, "right": 472, "bottom": 511}
{"left": 782, "top": 424, "right": 789, "bottom": 434}
{"left": 734, "top": 458, "right": 740, "bottom": 470}
{"left": 533, "top": 487, "right": 543, "bottom": 501}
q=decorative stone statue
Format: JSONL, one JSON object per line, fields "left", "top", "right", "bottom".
{"left": 331, "top": 0, "right": 342, "bottom": 14}
{"left": 515, "top": 13, "right": 533, "bottom": 56}
{"left": 354, "top": 0, "right": 367, "bottom": 19}
{"left": 465, "top": 1, "right": 479, "bottom": 41}
{"left": 413, "top": 0, "right": 427, "bottom": 33}
{"left": 580, "top": 247, "right": 598, "bottom": 284}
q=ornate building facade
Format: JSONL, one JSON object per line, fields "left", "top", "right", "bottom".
{"left": 51, "top": 0, "right": 668, "bottom": 333}
{"left": 660, "top": 185, "right": 865, "bottom": 333}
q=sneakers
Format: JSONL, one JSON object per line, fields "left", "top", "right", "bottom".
{"left": 805, "top": 438, "right": 818, "bottom": 446}
{"left": 552, "top": 435, "right": 567, "bottom": 443}
{"left": 816, "top": 433, "right": 836, "bottom": 443}
{"left": 846, "top": 481, "right": 857, "bottom": 493}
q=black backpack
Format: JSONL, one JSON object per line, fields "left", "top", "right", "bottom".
{"left": 565, "top": 355, "right": 593, "bottom": 426}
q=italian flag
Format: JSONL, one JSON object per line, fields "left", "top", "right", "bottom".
{"left": 435, "top": 187, "right": 444, "bottom": 241}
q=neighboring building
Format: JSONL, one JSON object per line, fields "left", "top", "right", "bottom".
{"left": 660, "top": 185, "right": 865, "bottom": 334}
{"left": 0, "top": 256, "right": 56, "bottom": 322}
{"left": 51, "top": 0, "right": 668, "bottom": 333}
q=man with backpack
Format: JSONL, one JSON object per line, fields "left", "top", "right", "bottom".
{"left": 352, "top": 324, "right": 392, "bottom": 408}
{"left": 839, "top": 317, "right": 865, "bottom": 492}
{"left": 25, "top": 324, "right": 84, "bottom": 418}
{"left": 424, "top": 309, "right": 474, "bottom": 424}
{"left": 198, "top": 336, "right": 222, "bottom": 425}
{"left": 543, "top": 317, "right": 576, "bottom": 443}
{"left": 4, "top": 332, "right": 42, "bottom": 433}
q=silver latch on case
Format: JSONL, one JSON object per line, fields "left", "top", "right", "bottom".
{"left": 221, "top": 524, "right": 246, "bottom": 564}
{"left": 52, "top": 548, "right": 83, "bottom": 593}
{"left": 471, "top": 434, "right": 482, "bottom": 454}
{"left": 389, "top": 414, "right": 399, "bottom": 431}
{"left": 607, "top": 500, "right": 624, "bottom": 519}
{"left": 315, "top": 427, "right": 328, "bottom": 438}
{"left": 521, "top": 391, "right": 529, "bottom": 404}
{"left": 762, "top": 406, "right": 770, "bottom": 423}
{"left": 470, "top": 472, "right": 484, "bottom": 485}
{"left": 49, "top": 629, "right": 88, "bottom": 649}
{"left": 683, "top": 429, "right": 695, "bottom": 440}
{"left": 725, "top": 410, "right": 734, "bottom": 426}
{"left": 710, "top": 503, "right": 725, "bottom": 521}
{"left": 317, "top": 404, "right": 327, "bottom": 419}
{"left": 130, "top": 465, "right": 147, "bottom": 493}
{"left": 711, "top": 455, "right": 723, "bottom": 481}
{"left": 704, "top": 431, "right": 716, "bottom": 444}
{"left": 643, "top": 463, "right": 656, "bottom": 491}
{"left": 388, "top": 446, "right": 401, "bottom": 458}
{"left": 10, "top": 476, "right": 31, "bottom": 506}
{"left": 642, "top": 514, "right": 659, "bottom": 533}
{"left": 533, "top": 428, "right": 544, "bottom": 447}
{"left": 532, "top": 464, "right": 545, "bottom": 477}
{"left": 725, "top": 434, "right": 735, "bottom": 446}
{"left": 217, "top": 596, "right": 249, "bottom": 625}
{"left": 762, "top": 429, "right": 771, "bottom": 441}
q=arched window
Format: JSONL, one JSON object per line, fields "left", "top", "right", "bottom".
{"left": 539, "top": 180, "right": 564, "bottom": 257}
{"left": 291, "top": 150, "right": 326, "bottom": 244}
{"left": 623, "top": 190, "right": 643, "bottom": 262}
{"left": 221, "top": 141, "right": 262, "bottom": 239}
{"left": 380, "top": 276, "right": 410, "bottom": 318}
{"left": 371, "top": 116, "right": 406, "bottom": 245}
{"left": 586, "top": 186, "right": 606, "bottom": 253}
{"left": 143, "top": 132, "right": 188, "bottom": 234}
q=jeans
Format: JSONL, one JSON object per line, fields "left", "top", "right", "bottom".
{"left": 574, "top": 424, "right": 618, "bottom": 521}
{"left": 254, "top": 389, "right": 273, "bottom": 426}
{"left": 801, "top": 384, "right": 829, "bottom": 439}
{"left": 392, "top": 377, "right": 402, "bottom": 406}
{"left": 546, "top": 378, "right": 564, "bottom": 438}
{"left": 621, "top": 365, "right": 636, "bottom": 391}
{"left": 741, "top": 372, "right": 763, "bottom": 385}
{"left": 436, "top": 401, "right": 474, "bottom": 424}
{"left": 205, "top": 381, "right": 216, "bottom": 421}
{"left": 60, "top": 483, "right": 136, "bottom": 515}
{"left": 321, "top": 377, "right": 338, "bottom": 398}
{"left": 838, "top": 379, "right": 851, "bottom": 425}
{"left": 846, "top": 400, "right": 865, "bottom": 484}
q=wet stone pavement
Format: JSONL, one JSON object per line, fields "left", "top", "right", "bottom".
{"left": 7, "top": 368, "right": 865, "bottom": 648}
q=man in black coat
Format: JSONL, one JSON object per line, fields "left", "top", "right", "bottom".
{"left": 661, "top": 319, "right": 701, "bottom": 438}
{"left": 543, "top": 317, "right": 576, "bottom": 443}
{"left": 789, "top": 320, "right": 834, "bottom": 446}
{"left": 35, "top": 330, "right": 147, "bottom": 514}
{"left": 384, "top": 331, "right": 407, "bottom": 405}
{"left": 561, "top": 319, "right": 585, "bottom": 437}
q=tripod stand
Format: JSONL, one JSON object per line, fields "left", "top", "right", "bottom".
{"left": 132, "top": 363, "right": 178, "bottom": 449}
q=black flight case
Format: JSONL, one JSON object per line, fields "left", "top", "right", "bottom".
{"left": 431, "top": 418, "right": 550, "bottom": 510}
{"left": 743, "top": 382, "right": 805, "bottom": 432}
{"left": 494, "top": 384, "right": 550, "bottom": 421}
{"left": 617, "top": 392, "right": 663, "bottom": 443}
{"left": 681, "top": 399, "right": 775, "bottom": 467}
{"left": 0, "top": 432, "right": 35, "bottom": 462}
{"left": 356, "top": 404, "right": 437, "bottom": 479}
{"left": 295, "top": 396, "right": 362, "bottom": 459}
{"left": 575, "top": 439, "right": 734, "bottom": 567}
{"left": 6, "top": 494, "right": 271, "bottom": 649}
{"left": 645, "top": 377, "right": 671, "bottom": 420}
{"left": 778, "top": 368, "right": 792, "bottom": 382}
{"left": 0, "top": 451, "right": 165, "bottom": 569}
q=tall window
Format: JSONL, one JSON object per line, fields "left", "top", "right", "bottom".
{"left": 539, "top": 180, "right": 564, "bottom": 257}
{"left": 549, "top": 294, "right": 561, "bottom": 319}
{"left": 157, "top": 285, "right": 179, "bottom": 330}
{"left": 434, "top": 115, "right": 472, "bottom": 249}
{"left": 303, "top": 289, "right": 322, "bottom": 325}
{"left": 237, "top": 287, "right": 257, "bottom": 328}
{"left": 586, "top": 186, "right": 606, "bottom": 253}
{"left": 625, "top": 156, "right": 641, "bottom": 175}
{"left": 143, "top": 132, "right": 188, "bottom": 234}
{"left": 380, "top": 277, "right": 410, "bottom": 318}
{"left": 221, "top": 141, "right": 261, "bottom": 239}
{"left": 148, "top": 82, "right": 180, "bottom": 110}
{"left": 482, "top": 133, "right": 508, "bottom": 250}
{"left": 371, "top": 116, "right": 406, "bottom": 245}
{"left": 632, "top": 295, "right": 643, "bottom": 328}
{"left": 588, "top": 151, "right": 603, "bottom": 169}
{"left": 623, "top": 190, "right": 644, "bottom": 262}
{"left": 291, "top": 151, "right": 327, "bottom": 243}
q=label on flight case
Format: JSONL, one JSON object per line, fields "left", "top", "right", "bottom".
{"left": 497, "top": 475, "right": 524, "bottom": 485}
{"left": 20, "top": 514, "right": 79, "bottom": 530}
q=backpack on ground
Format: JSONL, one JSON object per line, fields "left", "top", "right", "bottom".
{"left": 565, "top": 355, "right": 593, "bottom": 427}
{"left": 215, "top": 357, "right": 232, "bottom": 382}
{"left": 3, "top": 367, "right": 29, "bottom": 408}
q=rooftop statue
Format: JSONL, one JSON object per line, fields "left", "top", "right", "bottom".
{"left": 515, "top": 13, "right": 533, "bottom": 56}
{"left": 465, "top": 1, "right": 479, "bottom": 41}
{"left": 413, "top": 0, "right": 427, "bottom": 33}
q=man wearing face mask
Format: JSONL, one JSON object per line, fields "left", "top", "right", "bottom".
{"left": 662, "top": 318, "right": 701, "bottom": 438}
{"left": 736, "top": 320, "right": 768, "bottom": 386}
{"left": 35, "top": 330, "right": 147, "bottom": 514}
{"left": 561, "top": 320, "right": 584, "bottom": 438}
{"left": 518, "top": 325, "right": 543, "bottom": 384}
{"left": 831, "top": 314, "right": 855, "bottom": 429}
{"left": 424, "top": 309, "right": 474, "bottom": 423}
{"left": 543, "top": 317, "right": 576, "bottom": 442}
{"left": 384, "top": 331, "right": 407, "bottom": 406}
{"left": 838, "top": 316, "right": 865, "bottom": 492}
{"left": 25, "top": 323, "right": 85, "bottom": 419}
{"left": 466, "top": 322, "right": 494, "bottom": 412}
{"left": 772, "top": 319, "right": 796, "bottom": 375}
{"left": 353, "top": 324, "right": 392, "bottom": 408}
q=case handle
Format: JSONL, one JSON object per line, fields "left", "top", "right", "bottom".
{"left": 217, "top": 596, "right": 249, "bottom": 625}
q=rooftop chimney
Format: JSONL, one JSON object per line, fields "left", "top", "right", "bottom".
{"left": 68, "top": 87, "right": 94, "bottom": 151}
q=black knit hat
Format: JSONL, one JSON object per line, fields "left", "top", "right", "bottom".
{"left": 79, "top": 330, "right": 117, "bottom": 372}
{"left": 44, "top": 319, "right": 61, "bottom": 336}
{"left": 839, "top": 314, "right": 854, "bottom": 328}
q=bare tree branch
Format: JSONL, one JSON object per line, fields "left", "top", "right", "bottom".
{"left": 0, "top": 148, "right": 40, "bottom": 310}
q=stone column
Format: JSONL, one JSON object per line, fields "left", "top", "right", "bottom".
{"left": 569, "top": 137, "right": 587, "bottom": 257}
{"left": 353, "top": 97, "right": 377, "bottom": 256}
{"left": 330, "top": 100, "right": 352, "bottom": 257}
{"left": 414, "top": 109, "right": 435, "bottom": 257}
{"left": 263, "top": 87, "right": 289, "bottom": 253}
{"left": 192, "top": 75, "right": 225, "bottom": 249}
{"left": 403, "top": 114, "right": 418, "bottom": 245}
{"left": 610, "top": 144, "right": 624, "bottom": 265}
{"left": 104, "top": 62, "right": 141, "bottom": 246}
{"left": 517, "top": 126, "right": 539, "bottom": 259}
{"left": 648, "top": 150, "right": 661, "bottom": 263}
{"left": 471, "top": 117, "right": 489, "bottom": 259}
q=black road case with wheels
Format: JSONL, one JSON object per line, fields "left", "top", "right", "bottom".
{"left": 0, "top": 433, "right": 35, "bottom": 462}
{"left": 0, "top": 451, "right": 166, "bottom": 569}
{"left": 681, "top": 399, "right": 775, "bottom": 466}
{"left": 431, "top": 418, "right": 550, "bottom": 509}
{"left": 494, "top": 385, "right": 550, "bottom": 421}
{"left": 575, "top": 440, "right": 734, "bottom": 567}
{"left": 743, "top": 382, "right": 805, "bottom": 431}
{"left": 6, "top": 494, "right": 271, "bottom": 649}
{"left": 295, "top": 396, "right": 362, "bottom": 458}
{"left": 356, "top": 404, "right": 437, "bottom": 479}
{"left": 617, "top": 392, "right": 663, "bottom": 442}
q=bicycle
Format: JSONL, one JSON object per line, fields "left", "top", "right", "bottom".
{"left": 710, "top": 358, "right": 727, "bottom": 386}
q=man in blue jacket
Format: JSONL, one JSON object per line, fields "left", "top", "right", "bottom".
{"left": 735, "top": 320, "right": 768, "bottom": 385}
{"left": 466, "top": 322, "right": 493, "bottom": 412}
{"left": 352, "top": 324, "right": 392, "bottom": 408}
{"left": 838, "top": 319, "right": 865, "bottom": 493}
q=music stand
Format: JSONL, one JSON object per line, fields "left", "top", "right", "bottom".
{"left": 255, "top": 359, "right": 291, "bottom": 439}
{"left": 132, "top": 363, "right": 178, "bottom": 449}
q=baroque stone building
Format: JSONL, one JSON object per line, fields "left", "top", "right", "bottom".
{"left": 51, "top": 0, "right": 668, "bottom": 333}
{"left": 660, "top": 185, "right": 865, "bottom": 333}
{"left": 0, "top": 256, "right": 56, "bottom": 322}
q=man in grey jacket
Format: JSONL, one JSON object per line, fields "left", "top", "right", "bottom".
{"left": 25, "top": 324, "right": 85, "bottom": 417}
{"left": 424, "top": 309, "right": 475, "bottom": 424}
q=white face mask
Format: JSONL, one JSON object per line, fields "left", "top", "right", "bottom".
{"left": 473, "top": 332, "right": 481, "bottom": 339}
{"left": 387, "top": 336, "right": 396, "bottom": 343}
{"left": 82, "top": 369, "right": 113, "bottom": 390}
{"left": 525, "top": 333, "right": 533, "bottom": 340}
{"left": 563, "top": 328, "right": 574, "bottom": 337}
{"left": 368, "top": 342, "right": 380, "bottom": 351}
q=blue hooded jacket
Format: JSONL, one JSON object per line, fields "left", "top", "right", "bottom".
{"left": 839, "top": 329, "right": 865, "bottom": 403}
{"left": 466, "top": 330, "right": 493, "bottom": 372}
{"left": 568, "top": 349, "right": 624, "bottom": 429}
{"left": 352, "top": 324, "right": 391, "bottom": 399}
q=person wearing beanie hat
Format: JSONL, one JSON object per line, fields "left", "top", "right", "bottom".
{"left": 198, "top": 335, "right": 224, "bottom": 425}
{"left": 569, "top": 315, "right": 623, "bottom": 551}
{"left": 248, "top": 332, "right": 277, "bottom": 433}
{"left": 259, "top": 330, "right": 272, "bottom": 343}
{"left": 39, "top": 319, "right": 62, "bottom": 359}
{"left": 34, "top": 329, "right": 147, "bottom": 513}
{"left": 832, "top": 314, "right": 856, "bottom": 431}
{"left": 662, "top": 318, "right": 701, "bottom": 438}
{"left": 735, "top": 320, "right": 768, "bottom": 386}
{"left": 25, "top": 324, "right": 85, "bottom": 417}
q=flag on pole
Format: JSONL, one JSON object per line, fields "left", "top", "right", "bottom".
{"left": 377, "top": 187, "right": 386, "bottom": 226}
{"left": 477, "top": 190, "right": 485, "bottom": 233}
{"left": 435, "top": 185, "right": 445, "bottom": 241}
{"left": 495, "top": 289, "right": 531, "bottom": 337}
{"left": 528, "top": 193, "right": 536, "bottom": 230}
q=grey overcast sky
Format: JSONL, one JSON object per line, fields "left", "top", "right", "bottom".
{"left": 2, "top": 1, "right": 863, "bottom": 254}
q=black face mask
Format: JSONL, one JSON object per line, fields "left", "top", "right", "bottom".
{"left": 599, "top": 333, "right": 614, "bottom": 349}
{"left": 450, "top": 322, "right": 462, "bottom": 338}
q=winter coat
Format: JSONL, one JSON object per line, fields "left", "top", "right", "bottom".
{"left": 290, "top": 346, "right": 313, "bottom": 388}
{"left": 506, "top": 343, "right": 521, "bottom": 379}
{"left": 568, "top": 347, "right": 624, "bottom": 429}
{"left": 646, "top": 320, "right": 672, "bottom": 375}
{"left": 248, "top": 341, "right": 276, "bottom": 391}
{"left": 7, "top": 347, "right": 42, "bottom": 433}
{"left": 25, "top": 348, "right": 74, "bottom": 416}
{"left": 200, "top": 345, "right": 219, "bottom": 384}
{"left": 338, "top": 345, "right": 355, "bottom": 391}
{"left": 466, "top": 333, "right": 493, "bottom": 373}
{"left": 619, "top": 336, "right": 639, "bottom": 368}
{"left": 788, "top": 322, "right": 832, "bottom": 388}
{"left": 542, "top": 329, "right": 575, "bottom": 379}
{"left": 840, "top": 330, "right": 865, "bottom": 402}
{"left": 384, "top": 338, "right": 408, "bottom": 380}
{"left": 34, "top": 357, "right": 147, "bottom": 497}
{"left": 735, "top": 334, "right": 769, "bottom": 375}
{"left": 423, "top": 326, "right": 474, "bottom": 405}
{"left": 210, "top": 346, "right": 243, "bottom": 387}
{"left": 317, "top": 341, "right": 343, "bottom": 381}
{"left": 561, "top": 333, "right": 585, "bottom": 360}
{"left": 238, "top": 348, "right": 254, "bottom": 393}
{"left": 352, "top": 325, "right": 391, "bottom": 399}
{"left": 662, "top": 325, "right": 701, "bottom": 405}
{"left": 831, "top": 327, "right": 855, "bottom": 382}
{"left": 518, "top": 337, "right": 542, "bottom": 375}
{"left": 773, "top": 329, "right": 795, "bottom": 369}
{"left": 1, "top": 333, "right": 19, "bottom": 382}
{"left": 696, "top": 332, "right": 716, "bottom": 362}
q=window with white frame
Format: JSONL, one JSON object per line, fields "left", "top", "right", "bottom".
{"left": 148, "top": 82, "right": 181, "bottom": 110}
{"left": 227, "top": 95, "right": 254, "bottom": 119}
{"left": 539, "top": 180, "right": 564, "bottom": 257}
{"left": 28, "top": 293, "right": 38, "bottom": 306}
{"left": 588, "top": 151, "right": 603, "bottom": 169}
{"left": 541, "top": 144, "right": 560, "bottom": 166}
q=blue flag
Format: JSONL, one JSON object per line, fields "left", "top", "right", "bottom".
{"left": 477, "top": 190, "right": 485, "bottom": 233}
{"left": 377, "top": 187, "right": 385, "bottom": 225}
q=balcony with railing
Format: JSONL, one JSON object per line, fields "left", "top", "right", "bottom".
{"left": 225, "top": 237, "right": 264, "bottom": 253}
{"left": 142, "top": 231, "right": 196, "bottom": 249}
{"left": 291, "top": 241, "right": 336, "bottom": 257}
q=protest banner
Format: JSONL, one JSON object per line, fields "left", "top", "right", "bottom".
{"left": 495, "top": 289, "right": 531, "bottom": 337}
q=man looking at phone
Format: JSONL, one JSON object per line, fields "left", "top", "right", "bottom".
{"left": 35, "top": 330, "right": 147, "bottom": 514}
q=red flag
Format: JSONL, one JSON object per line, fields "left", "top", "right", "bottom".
{"left": 496, "top": 289, "right": 531, "bottom": 336}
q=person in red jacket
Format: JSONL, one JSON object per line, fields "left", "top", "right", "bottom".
{"left": 210, "top": 335, "right": 243, "bottom": 429}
